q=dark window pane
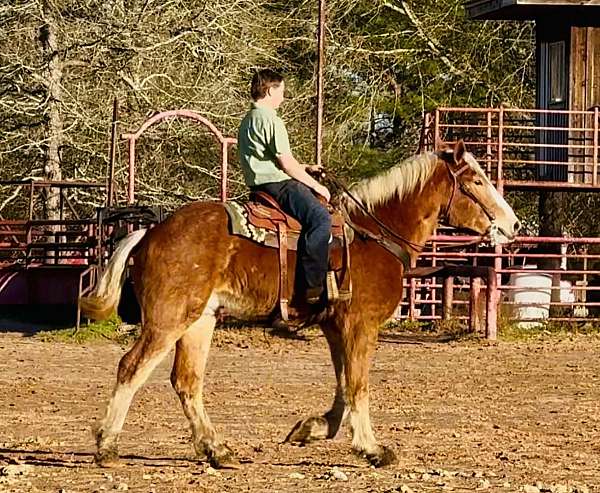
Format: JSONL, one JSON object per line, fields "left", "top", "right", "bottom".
{"left": 549, "top": 41, "right": 565, "bottom": 104}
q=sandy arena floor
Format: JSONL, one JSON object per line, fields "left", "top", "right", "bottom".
{"left": 0, "top": 326, "right": 599, "bottom": 492}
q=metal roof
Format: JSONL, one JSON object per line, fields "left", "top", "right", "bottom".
{"left": 465, "top": 0, "right": 600, "bottom": 21}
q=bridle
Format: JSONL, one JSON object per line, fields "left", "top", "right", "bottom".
{"left": 326, "top": 155, "right": 501, "bottom": 268}
{"left": 439, "top": 156, "right": 497, "bottom": 225}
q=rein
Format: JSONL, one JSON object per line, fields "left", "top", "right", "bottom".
{"left": 324, "top": 175, "right": 416, "bottom": 270}
{"left": 325, "top": 156, "right": 498, "bottom": 261}
{"left": 328, "top": 175, "right": 425, "bottom": 252}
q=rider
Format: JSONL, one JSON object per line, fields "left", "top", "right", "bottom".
{"left": 238, "top": 69, "right": 332, "bottom": 314}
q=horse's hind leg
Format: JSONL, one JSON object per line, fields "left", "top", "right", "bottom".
{"left": 94, "top": 326, "right": 183, "bottom": 466}
{"left": 286, "top": 321, "right": 347, "bottom": 443}
{"left": 171, "top": 315, "right": 235, "bottom": 468}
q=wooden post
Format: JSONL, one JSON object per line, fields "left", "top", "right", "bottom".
{"left": 442, "top": 276, "right": 454, "bottom": 320}
{"left": 469, "top": 277, "right": 482, "bottom": 333}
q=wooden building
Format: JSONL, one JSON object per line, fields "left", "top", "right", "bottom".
{"left": 466, "top": 0, "right": 600, "bottom": 183}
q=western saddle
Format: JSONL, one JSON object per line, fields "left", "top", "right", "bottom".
{"left": 243, "top": 191, "right": 351, "bottom": 322}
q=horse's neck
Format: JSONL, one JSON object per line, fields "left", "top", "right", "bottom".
{"left": 349, "top": 165, "right": 450, "bottom": 262}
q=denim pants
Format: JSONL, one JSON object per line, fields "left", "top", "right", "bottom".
{"left": 254, "top": 180, "right": 331, "bottom": 295}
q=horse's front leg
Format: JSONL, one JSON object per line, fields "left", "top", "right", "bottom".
{"left": 285, "top": 321, "right": 347, "bottom": 443}
{"left": 345, "top": 321, "right": 397, "bottom": 467}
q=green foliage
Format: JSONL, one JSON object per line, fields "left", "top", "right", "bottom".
{"left": 499, "top": 320, "right": 600, "bottom": 342}
{"left": 0, "top": 0, "right": 537, "bottom": 220}
{"left": 36, "top": 314, "right": 138, "bottom": 345}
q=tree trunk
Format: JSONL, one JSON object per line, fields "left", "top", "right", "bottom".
{"left": 40, "top": 2, "right": 63, "bottom": 222}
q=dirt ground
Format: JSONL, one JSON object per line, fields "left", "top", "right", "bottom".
{"left": 1, "top": 325, "right": 599, "bottom": 493}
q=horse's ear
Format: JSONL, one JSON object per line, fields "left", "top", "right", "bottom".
{"left": 453, "top": 139, "right": 466, "bottom": 163}
{"left": 435, "top": 137, "right": 449, "bottom": 152}
{"left": 435, "top": 137, "right": 454, "bottom": 162}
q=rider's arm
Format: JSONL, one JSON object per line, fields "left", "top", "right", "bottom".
{"left": 270, "top": 116, "right": 330, "bottom": 202}
{"left": 277, "top": 154, "right": 330, "bottom": 202}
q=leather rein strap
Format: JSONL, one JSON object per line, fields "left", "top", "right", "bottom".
{"left": 328, "top": 176, "right": 414, "bottom": 270}
{"left": 327, "top": 157, "right": 498, "bottom": 265}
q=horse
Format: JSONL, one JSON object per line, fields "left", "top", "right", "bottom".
{"left": 81, "top": 140, "right": 519, "bottom": 469}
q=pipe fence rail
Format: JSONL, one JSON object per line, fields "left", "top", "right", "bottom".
{"left": 421, "top": 107, "right": 600, "bottom": 191}
{"left": 396, "top": 234, "right": 600, "bottom": 331}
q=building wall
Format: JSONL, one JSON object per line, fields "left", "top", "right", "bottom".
{"left": 571, "top": 27, "right": 600, "bottom": 111}
{"left": 570, "top": 27, "right": 600, "bottom": 183}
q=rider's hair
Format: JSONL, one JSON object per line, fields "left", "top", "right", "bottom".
{"left": 251, "top": 69, "right": 284, "bottom": 101}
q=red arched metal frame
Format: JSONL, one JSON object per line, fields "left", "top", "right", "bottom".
{"left": 121, "top": 110, "right": 238, "bottom": 204}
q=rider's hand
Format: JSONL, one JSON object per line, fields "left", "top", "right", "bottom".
{"left": 315, "top": 184, "right": 331, "bottom": 203}
{"left": 306, "top": 164, "right": 325, "bottom": 176}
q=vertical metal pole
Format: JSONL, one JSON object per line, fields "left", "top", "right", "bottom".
{"left": 29, "top": 182, "right": 34, "bottom": 220}
{"left": 494, "top": 107, "right": 504, "bottom": 316}
{"left": 108, "top": 98, "right": 119, "bottom": 207}
{"left": 409, "top": 277, "right": 416, "bottom": 321}
{"left": 408, "top": 257, "right": 416, "bottom": 321}
{"left": 315, "top": 0, "right": 326, "bottom": 168}
{"left": 442, "top": 276, "right": 454, "bottom": 320}
{"left": 58, "top": 188, "right": 64, "bottom": 265}
{"left": 434, "top": 108, "right": 440, "bottom": 145}
{"left": 127, "top": 138, "right": 135, "bottom": 205}
{"left": 418, "top": 112, "right": 431, "bottom": 152}
{"left": 486, "top": 110, "right": 492, "bottom": 176}
{"left": 431, "top": 238, "right": 437, "bottom": 319}
{"left": 497, "top": 107, "right": 504, "bottom": 194}
{"left": 486, "top": 267, "right": 498, "bottom": 341}
{"left": 59, "top": 188, "right": 64, "bottom": 221}
{"left": 593, "top": 106, "right": 598, "bottom": 186}
{"left": 470, "top": 277, "right": 481, "bottom": 333}
{"left": 221, "top": 141, "right": 228, "bottom": 202}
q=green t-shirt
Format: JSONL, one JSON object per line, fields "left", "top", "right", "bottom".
{"left": 237, "top": 102, "right": 292, "bottom": 187}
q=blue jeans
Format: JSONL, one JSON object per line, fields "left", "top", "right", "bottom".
{"left": 254, "top": 180, "right": 331, "bottom": 296}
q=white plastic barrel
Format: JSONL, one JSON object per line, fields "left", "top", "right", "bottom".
{"left": 508, "top": 266, "right": 552, "bottom": 328}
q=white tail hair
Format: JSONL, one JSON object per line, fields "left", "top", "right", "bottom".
{"left": 80, "top": 229, "right": 147, "bottom": 320}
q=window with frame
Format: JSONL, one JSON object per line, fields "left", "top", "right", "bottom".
{"left": 549, "top": 41, "right": 566, "bottom": 104}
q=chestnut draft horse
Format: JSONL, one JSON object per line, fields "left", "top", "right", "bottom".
{"left": 81, "top": 140, "right": 519, "bottom": 468}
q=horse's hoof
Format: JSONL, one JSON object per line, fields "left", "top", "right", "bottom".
{"left": 94, "top": 450, "right": 122, "bottom": 468}
{"left": 284, "top": 416, "right": 328, "bottom": 444}
{"left": 361, "top": 445, "right": 397, "bottom": 468}
{"left": 208, "top": 444, "right": 240, "bottom": 469}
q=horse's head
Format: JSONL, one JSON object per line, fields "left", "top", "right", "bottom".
{"left": 436, "top": 140, "right": 520, "bottom": 245}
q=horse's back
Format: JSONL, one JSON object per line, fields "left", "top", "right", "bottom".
{"left": 131, "top": 202, "right": 234, "bottom": 308}
{"left": 143, "top": 201, "right": 230, "bottom": 251}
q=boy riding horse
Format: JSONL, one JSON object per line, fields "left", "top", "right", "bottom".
{"left": 237, "top": 69, "right": 331, "bottom": 325}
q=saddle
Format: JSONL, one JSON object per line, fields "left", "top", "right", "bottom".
{"left": 243, "top": 191, "right": 352, "bottom": 322}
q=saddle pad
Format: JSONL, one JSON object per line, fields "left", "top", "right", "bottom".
{"left": 223, "top": 201, "right": 353, "bottom": 250}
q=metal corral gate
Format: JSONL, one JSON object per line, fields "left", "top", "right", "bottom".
{"left": 408, "top": 107, "right": 600, "bottom": 330}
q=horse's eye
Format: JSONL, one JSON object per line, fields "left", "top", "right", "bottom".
{"left": 474, "top": 179, "right": 484, "bottom": 186}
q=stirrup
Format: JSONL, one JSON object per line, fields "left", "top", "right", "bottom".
{"left": 326, "top": 271, "right": 339, "bottom": 301}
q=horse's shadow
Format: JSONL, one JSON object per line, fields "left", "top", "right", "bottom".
{"left": 378, "top": 331, "right": 459, "bottom": 344}
{"left": 0, "top": 448, "right": 196, "bottom": 469}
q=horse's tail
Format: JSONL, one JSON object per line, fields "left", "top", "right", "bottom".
{"left": 79, "top": 229, "right": 147, "bottom": 321}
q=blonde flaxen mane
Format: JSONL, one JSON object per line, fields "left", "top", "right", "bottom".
{"left": 347, "top": 152, "right": 439, "bottom": 212}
